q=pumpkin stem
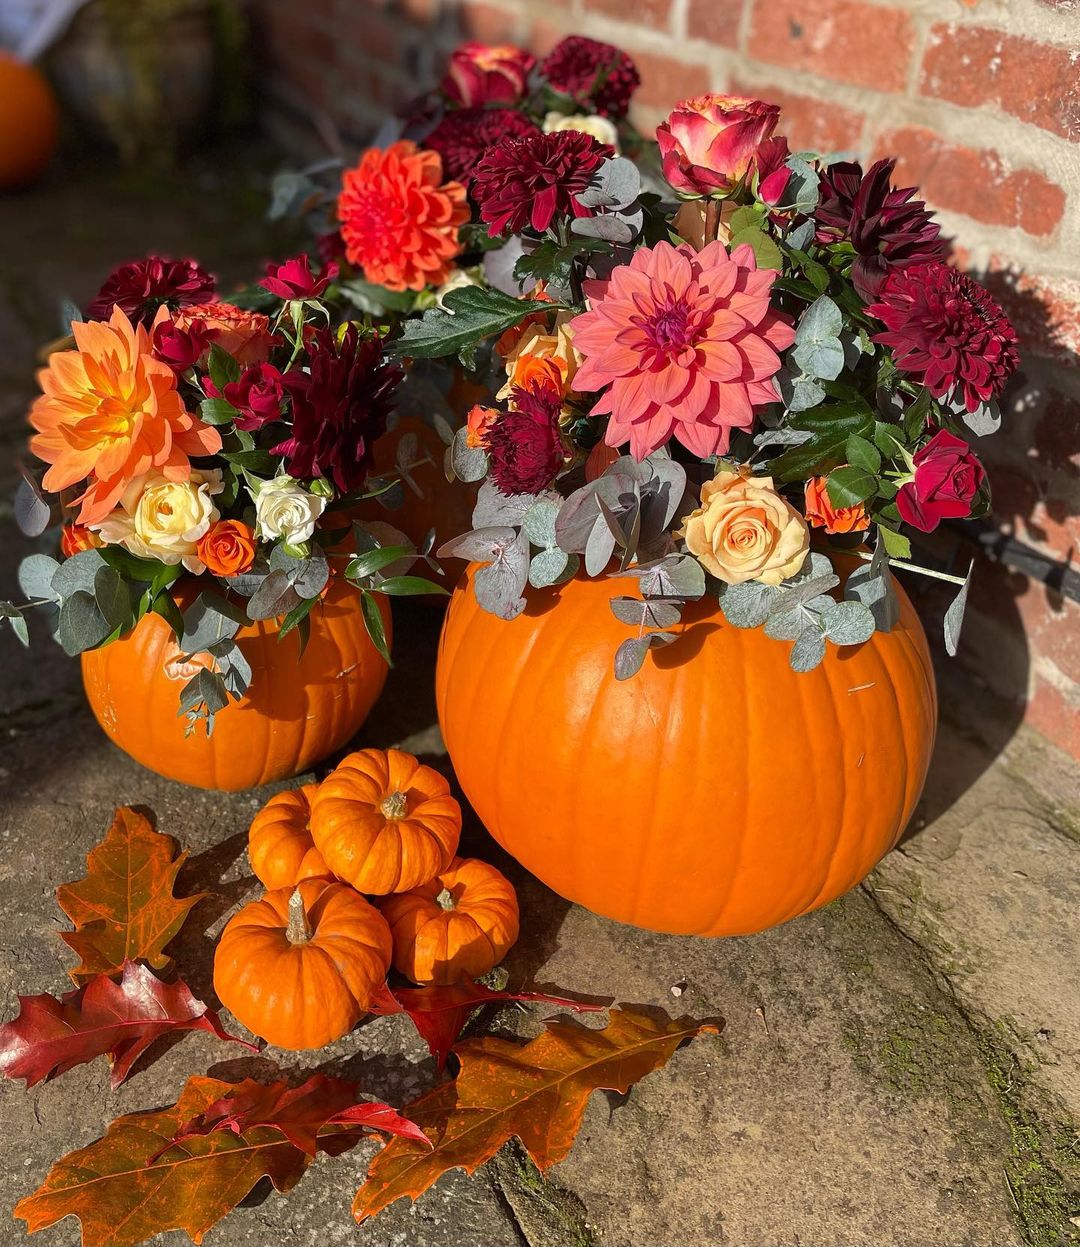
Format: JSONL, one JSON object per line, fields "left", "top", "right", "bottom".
{"left": 286, "top": 888, "right": 311, "bottom": 944}
{"left": 379, "top": 790, "right": 409, "bottom": 820}
{"left": 436, "top": 887, "right": 455, "bottom": 911}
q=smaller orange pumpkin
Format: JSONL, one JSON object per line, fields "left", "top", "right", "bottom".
{"left": 0, "top": 53, "right": 59, "bottom": 189}
{"left": 248, "top": 785, "right": 330, "bottom": 890}
{"left": 379, "top": 856, "right": 520, "bottom": 985}
{"left": 213, "top": 879, "right": 392, "bottom": 1050}
{"left": 310, "top": 747, "right": 461, "bottom": 895}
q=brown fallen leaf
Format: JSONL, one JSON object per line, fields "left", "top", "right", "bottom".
{"left": 0, "top": 960, "right": 255, "bottom": 1089}
{"left": 353, "top": 1005, "right": 721, "bottom": 1222}
{"left": 56, "top": 807, "right": 205, "bottom": 984}
{"left": 15, "top": 1073, "right": 421, "bottom": 1246}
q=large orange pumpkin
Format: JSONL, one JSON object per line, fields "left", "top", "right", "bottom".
{"left": 213, "top": 879, "right": 392, "bottom": 1049}
{"left": 0, "top": 53, "right": 59, "bottom": 189}
{"left": 81, "top": 574, "right": 390, "bottom": 791}
{"left": 248, "top": 785, "right": 330, "bottom": 889}
{"left": 310, "top": 747, "right": 461, "bottom": 894}
{"left": 379, "top": 856, "right": 520, "bottom": 985}
{"left": 436, "top": 562, "right": 937, "bottom": 938}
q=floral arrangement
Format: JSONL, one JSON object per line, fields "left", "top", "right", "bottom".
{"left": 6, "top": 251, "right": 442, "bottom": 729}
{"left": 376, "top": 89, "right": 1019, "bottom": 675}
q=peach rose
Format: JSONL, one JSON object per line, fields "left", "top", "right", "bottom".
{"left": 498, "top": 313, "right": 580, "bottom": 400}
{"left": 197, "top": 519, "right": 258, "bottom": 577}
{"left": 175, "top": 301, "right": 273, "bottom": 365}
{"left": 60, "top": 523, "right": 103, "bottom": 557}
{"left": 680, "top": 466, "right": 809, "bottom": 586}
{"left": 656, "top": 95, "right": 780, "bottom": 198}
{"left": 804, "top": 476, "right": 870, "bottom": 534}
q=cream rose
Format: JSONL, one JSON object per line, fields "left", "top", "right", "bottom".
{"left": 543, "top": 111, "right": 620, "bottom": 151}
{"left": 252, "top": 476, "right": 326, "bottom": 543}
{"left": 680, "top": 467, "right": 808, "bottom": 586}
{"left": 434, "top": 268, "right": 483, "bottom": 310}
{"left": 92, "top": 469, "right": 223, "bottom": 572}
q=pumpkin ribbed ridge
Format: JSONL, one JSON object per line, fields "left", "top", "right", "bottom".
{"left": 436, "top": 561, "right": 937, "bottom": 938}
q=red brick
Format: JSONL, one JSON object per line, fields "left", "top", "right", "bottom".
{"left": 875, "top": 126, "right": 1066, "bottom": 237}
{"left": 732, "top": 78, "right": 862, "bottom": 152}
{"left": 527, "top": 20, "right": 570, "bottom": 58}
{"left": 1026, "top": 678, "right": 1080, "bottom": 763}
{"left": 628, "top": 50, "right": 712, "bottom": 110}
{"left": 748, "top": 0, "right": 914, "bottom": 92}
{"left": 687, "top": 0, "right": 743, "bottom": 46}
{"left": 984, "top": 266, "right": 1080, "bottom": 364}
{"left": 584, "top": 0, "right": 672, "bottom": 29}
{"left": 921, "top": 25, "right": 1080, "bottom": 143}
{"left": 458, "top": 1, "right": 521, "bottom": 43}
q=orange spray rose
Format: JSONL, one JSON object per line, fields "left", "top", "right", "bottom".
{"left": 197, "top": 519, "right": 258, "bottom": 577}
{"left": 804, "top": 476, "right": 870, "bottom": 534}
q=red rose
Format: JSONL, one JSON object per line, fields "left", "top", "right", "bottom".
{"left": 261, "top": 254, "right": 338, "bottom": 300}
{"left": 442, "top": 42, "right": 534, "bottom": 108}
{"left": 896, "top": 430, "right": 985, "bottom": 532}
{"left": 215, "top": 362, "right": 287, "bottom": 431}
{"left": 152, "top": 317, "right": 210, "bottom": 371}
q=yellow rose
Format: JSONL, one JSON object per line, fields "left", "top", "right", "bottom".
{"left": 92, "top": 468, "right": 223, "bottom": 572}
{"left": 542, "top": 111, "right": 620, "bottom": 151}
{"left": 680, "top": 467, "right": 809, "bottom": 586}
{"left": 497, "top": 312, "right": 581, "bottom": 401}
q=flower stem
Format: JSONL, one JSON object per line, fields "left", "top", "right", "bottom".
{"left": 704, "top": 199, "right": 723, "bottom": 245}
{"left": 856, "top": 551, "right": 968, "bottom": 585}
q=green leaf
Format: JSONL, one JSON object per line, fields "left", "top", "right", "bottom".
{"left": 58, "top": 592, "right": 111, "bottom": 656}
{"left": 199, "top": 397, "right": 239, "bottom": 426}
{"left": 903, "top": 388, "right": 933, "bottom": 441}
{"left": 769, "top": 406, "right": 875, "bottom": 481}
{"left": 728, "top": 205, "right": 766, "bottom": 234}
{"left": 845, "top": 433, "right": 881, "bottom": 474}
{"left": 827, "top": 465, "right": 878, "bottom": 508}
{"left": 729, "top": 224, "right": 782, "bottom": 270}
{"left": 879, "top": 526, "right": 911, "bottom": 559}
{"left": 513, "top": 238, "right": 610, "bottom": 288}
{"left": 387, "top": 288, "right": 556, "bottom": 361}
{"left": 207, "top": 343, "right": 241, "bottom": 391}
{"left": 278, "top": 594, "right": 317, "bottom": 641}
{"left": 338, "top": 278, "right": 419, "bottom": 315}
{"left": 360, "top": 591, "right": 391, "bottom": 665}
{"left": 374, "top": 575, "right": 448, "bottom": 597}
{"left": 346, "top": 545, "right": 414, "bottom": 580}
{"left": 220, "top": 449, "right": 280, "bottom": 475}
{"left": 93, "top": 566, "right": 131, "bottom": 632}
{"left": 872, "top": 421, "right": 907, "bottom": 458}
{"left": 150, "top": 590, "right": 184, "bottom": 640}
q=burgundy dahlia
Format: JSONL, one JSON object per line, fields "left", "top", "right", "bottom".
{"left": 472, "top": 130, "right": 613, "bottom": 237}
{"left": 815, "top": 159, "right": 948, "bottom": 301}
{"left": 425, "top": 107, "right": 540, "bottom": 185}
{"left": 273, "top": 326, "right": 403, "bottom": 493}
{"left": 540, "top": 36, "right": 640, "bottom": 120}
{"left": 483, "top": 381, "right": 564, "bottom": 496}
{"left": 868, "top": 262, "right": 1020, "bottom": 413}
{"left": 87, "top": 256, "right": 216, "bottom": 327}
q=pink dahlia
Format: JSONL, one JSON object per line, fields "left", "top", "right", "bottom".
{"left": 570, "top": 240, "right": 795, "bottom": 460}
{"left": 868, "top": 262, "right": 1019, "bottom": 413}
{"left": 472, "top": 130, "right": 613, "bottom": 236}
{"left": 425, "top": 107, "right": 540, "bottom": 185}
{"left": 540, "top": 36, "right": 640, "bottom": 120}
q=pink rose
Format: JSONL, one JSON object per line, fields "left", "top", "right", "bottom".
{"left": 896, "top": 430, "right": 985, "bottom": 532}
{"left": 656, "top": 95, "right": 781, "bottom": 197}
{"left": 442, "top": 43, "right": 535, "bottom": 107}
{"left": 754, "top": 135, "right": 792, "bottom": 206}
{"left": 261, "top": 254, "right": 338, "bottom": 300}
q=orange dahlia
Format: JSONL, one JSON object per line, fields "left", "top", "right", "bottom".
{"left": 28, "top": 306, "right": 222, "bottom": 526}
{"left": 337, "top": 141, "right": 468, "bottom": 292}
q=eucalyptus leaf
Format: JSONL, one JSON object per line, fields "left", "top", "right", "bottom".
{"left": 437, "top": 525, "right": 517, "bottom": 562}
{"left": 51, "top": 549, "right": 107, "bottom": 601}
{"left": 93, "top": 566, "right": 131, "bottom": 632}
{"left": 522, "top": 497, "right": 560, "bottom": 549}
{"left": 719, "top": 581, "right": 779, "bottom": 629}
{"left": 614, "top": 634, "right": 650, "bottom": 681}
{"left": 179, "top": 667, "right": 229, "bottom": 716}
{"left": 821, "top": 600, "right": 876, "bottom": 646}
{"left": 609, "top": 596, "right": 682, "bottom": 629}
{"left": 773, "top": 572, "right": 840, "bottom": 614}
{"left": 795, "top": 295, "right": 843, "bottom": 345}
{"left": 764, "top": 608, "right": 811, "bottom": 641}
{"left": 793, "top": 337, "right": 844, "bottom": 381}
{"left": 627, "top": 554, "right": 706, "bottom": 600}
{"left": 474, "top": 527, "right": 529, "bottom": 620}
{"left": 789, "top": 627, "right": 827, "bottom": 673}
{"left": 4, "top": 608, "right": 29, "bottom": 646}
{"left": 180, "top": 593, "right": 246, "bottom": 653}
{"left": 472, "top": 479, "right": 534, "bottom": 528}
{"left": 246, "top": 570, "right": 303, "bottom": 621}
{"left": 786, "top": 220, "right": 815, "bottom": 250}
{"left": 450, "top": 427, "right": 489, "bottom": 483}
{"left": 58, "top": 591, "right": 111, "bottom": 656}
{"left": 584, "top": 514, "right": 617, "bottom": 577}
{"left": 845, "top": 562, "right": 899, "bottom": 631}
{"left": 528, "top": 546, "right": 570, "bottom": 588}
{"left": 15, "top": 477, "right": 51, "bottom": 537}
{"left": 960, "top": 400, "right": 1002, "bottom": 437}
{"left": 18, "top": 554, "right": 60, "bottom": 603}
{"left": 944, "top": 562, "right": 973, "bottom": 657}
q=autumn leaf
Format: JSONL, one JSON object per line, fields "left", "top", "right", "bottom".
{"left": 0, "top": 960, "right": 255, "bottom": 1089}
{"left": 353, "top": 1006, "right": 721, "bottom": 1222}
{"left": 56, "top": 807, "right": 205, "bottom": 983}
{"left": 15, "top": 1073, "right": 424, "bottom": 1247}
{"left": 371, "top": 980, "right": 610, "bottom": 1071}
{"left": 148, "top": 1073, "right": 430, "bottom": 1161}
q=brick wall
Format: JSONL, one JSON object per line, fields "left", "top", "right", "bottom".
{"left": 254, "top": 0, "right": 1080, "bottom": 760}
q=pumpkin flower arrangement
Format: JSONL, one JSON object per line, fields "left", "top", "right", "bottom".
{"left": 6, "top": 252, "right": 446, "bottom": 752}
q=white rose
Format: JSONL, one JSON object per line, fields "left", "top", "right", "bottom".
{"left": 542, "top": 111, "right": 619, "bottom": 151}
{"left": 434, "top": 268, "right": 482, "bottom": 311}
{"left": 92, "top": 469, "right": 223, "bottom": 573}
{"left": 252, "top": 476, "right": 326, "bottom": 543}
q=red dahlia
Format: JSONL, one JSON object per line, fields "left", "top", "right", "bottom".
{"left": 87, "top": 256, "right": 216, "bottom": 327}
{"left": 868, "top": 262, "right": 1020, "bottom": 413}
{"left": 274, "top": 326, "right": 403, "bottom": 493}
{"left": 815, "top": 159, "right": 947, "bottom": 302}
{"left": 425, "top": 107, "right": 540, "bottom": 185}
{"left": 484, "top": 382, "right": 564, "bottom": 496}
{"left": 540, "top": 36, "right": 640, "bottom": 120}
{"left": 472, "top": 130, "right": 613, "bottom": 237}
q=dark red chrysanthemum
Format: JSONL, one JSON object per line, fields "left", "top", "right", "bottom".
{"left": 273, "top": 326, "right": 403, "bottom": 493}
{"left": 425, "top": 107, "right": 540, "bottom": 185}
{"left": 815, "top": 159, "right": 948, "bottom": 302}
{"left": 87, "top": 256, "right": 216, "bottom": 327}
{"left": 483, "top": 381, "right": 564, "bottom": 496}
{"left": 868, "top": 262, "right": 1020, "bottom": 413}
{"left": 540, "top": 36, "right": 640, "bottom": 120}
{"left": 472, "top": 130, "right": 613, "bottom": 237}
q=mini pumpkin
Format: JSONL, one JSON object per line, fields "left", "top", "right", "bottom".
{"left": 310, "top": 747, "right": 461, "bottom": 894}
{"left": 213, "top": 879, "right": 391, "bottom": 1050}
{"left": 248, "top": 785, "right": 330, "bottom": 890}
{"left": 379, "top": 856, "right": 520, "bottom": 985}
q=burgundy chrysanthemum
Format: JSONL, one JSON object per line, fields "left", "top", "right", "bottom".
{"left": 425, "top": 107, "right": 540, "bottom": 186}
{"left": 87, "top": 256, "right": 216, "bottom": 327}
{"left": 484, "top": 382, "right": 564, "bottom": 495}
{"left": 540, "top": 36, "right": 640, "bottom": 120}
{"left": 472, "top": 130, "right": 613, "bottom": 237}
{"left": 868, "top": 262, "right": 1020, "bottom": 413}
{"left": 815, "top": 159, "right": 948, "bottom": 302}
{"left": 273, "top": 326, "right": 403, "bottom": 493}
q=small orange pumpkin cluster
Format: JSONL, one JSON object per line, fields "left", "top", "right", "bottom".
{"left": 212, "top": 747, "right": 520, "bottom": 1050}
